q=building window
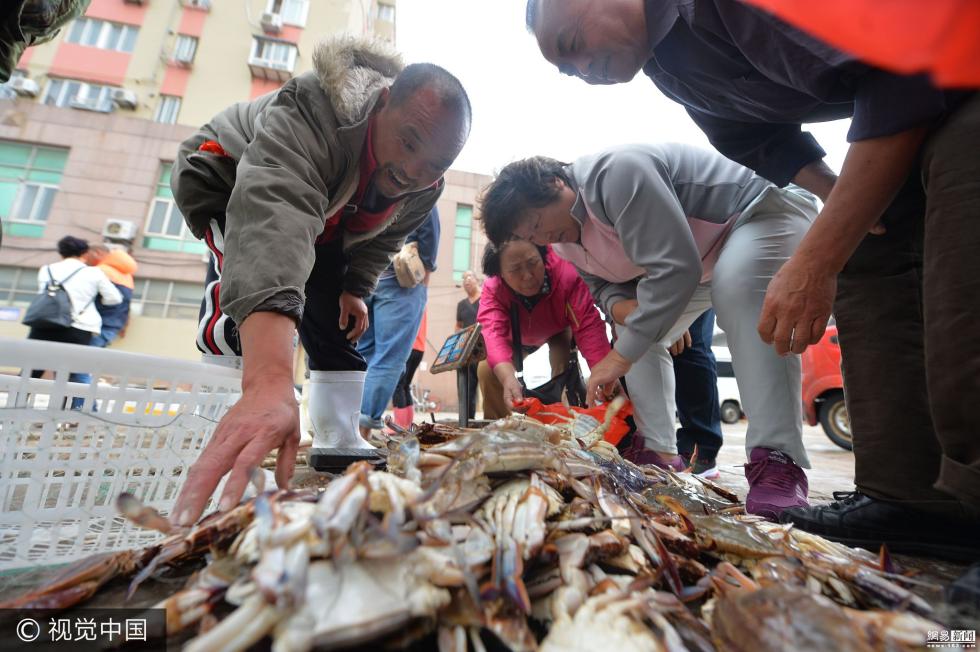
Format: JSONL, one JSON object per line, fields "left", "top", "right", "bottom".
{"left": 0, "top": 266, "right": 43, "bottom": 305}
{"left": 250, "top": 37, "right": 298, "bottom": 70}
{"left": 452, "top": 204, "right": 473, "bottom": 282}
{"left": 142, "top": 163, "right": 206, "bottom": 255}
{"left": 64, "top": 18, "right": 138, "bottom": 53}
{"left": 172, "top": 34, "right": 198, "bottom": 65}
{"left": 153, "top": 95, "right": 181, "bottom": 124}
{"left": 377, "top": 3, "right": 395, "bottom": 22}
{"left": 0, "top": 141, "right": 69, "bottom": 239}
{"left": 267, "top": 0, "right": 309, "bottom": 26}
{"left": 42, "top": 78, "right": 115, "bottom": 112}
{"left": 132, "top": 279, "right": 204, "bottom": 319}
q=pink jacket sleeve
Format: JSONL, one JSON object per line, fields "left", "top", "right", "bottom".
{"left": 476, "top": 278, "right": 515, "bottom": 370}
{"left": 562, "top": 268, "right": 611, "bottom": 368}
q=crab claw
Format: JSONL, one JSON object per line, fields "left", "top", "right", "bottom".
{"left": 492, "top": 536, "right": 531, "bottom": 613}
{"left": 249, "top": 467, "right": 266, "bottom": 495}
{"left": 878, "top": 544, "right": 895, "bottom": 575}
{"left": 117, "top": 493, "right": 173, "bottom": 534}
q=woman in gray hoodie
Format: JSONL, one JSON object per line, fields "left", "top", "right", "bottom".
{"left": 481, "top": 142, "right": 818, "bottom": 520}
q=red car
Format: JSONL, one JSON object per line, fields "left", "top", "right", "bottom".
{"left": 801, "top": 325, "right": 851, "bottom": 450}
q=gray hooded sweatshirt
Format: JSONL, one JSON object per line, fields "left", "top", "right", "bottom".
{"left": 172, "top": 36, "right": 443, "bottom": 326}
{"left": 552, "top": 142, "right": 778, "bottom": 362}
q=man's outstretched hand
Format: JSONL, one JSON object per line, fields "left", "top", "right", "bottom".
{"left": 173, "top": 381, "right": 299, "bottom": 526}
{"left": 173, "top": 311, "right": 300, "bottom": 527}
{"left": 585, "top": 349, "right": 631, "bottom": 408}
{"left": 757, "top": 256, "right": 835, "bottom": 355}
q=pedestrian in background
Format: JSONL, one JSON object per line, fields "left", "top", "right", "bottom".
{"left": 358, "top": 206, "right": 440, "bottom": 438}
{"left": 27, "top": 236, "right": 121, "bottom": 393}
{"left": 69, "top": 245, "right": 137, "bottom": 408}
{"left": 83, "top": 245, "right": 137, "bottom": 347}
{"left": 455, "top": 269, "right": 481, "bottom": 420}
{"left": 391, "top": 310, "right": 428, "bottom": 429}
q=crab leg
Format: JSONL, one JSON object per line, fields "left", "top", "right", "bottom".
{"left": 184, "top": 594, "right": 285, "bottom": 652}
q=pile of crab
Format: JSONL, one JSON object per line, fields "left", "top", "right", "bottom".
{"left": 2, "top": 404, "right": 946, "bottom": 651}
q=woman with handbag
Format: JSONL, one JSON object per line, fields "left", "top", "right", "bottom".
{"left": 26, "top": 235, "right": 121, "bottom": 383}
{"left": 476, "top": 240, "right": 611, "bottom": 419}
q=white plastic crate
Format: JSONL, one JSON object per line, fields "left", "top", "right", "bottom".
{"left": 0, "top": 337, "right": 241, "bottom": 571}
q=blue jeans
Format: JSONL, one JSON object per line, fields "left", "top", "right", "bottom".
{"left": 674, "top": 309, "right": 723, "bottom": 460}
{"left": 72, "top": 327, "right": 121, "bottom": 409}
{"left": 357, "top": 276, "right": 427, "bottom": 429}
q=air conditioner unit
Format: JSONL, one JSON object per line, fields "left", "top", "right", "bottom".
{"left": 70, "top": 96, "right": 113, "bottom": 112}
{"left": 172, "top": 51, "right": 194, "bottom": 67}
{"left": 111, "top": 88, "right": 139, "bottom": 109}
{"left": 102, "top": 219, "right": 138, "bottom": 241}
{"left": 10, "top": 77, "right": 39, "bottom": 97}
{"left": 181, "top": 0, "right": 211, "bottom": 8}
{"left": 261, "top": 12, "right": 283, "bottom": 34}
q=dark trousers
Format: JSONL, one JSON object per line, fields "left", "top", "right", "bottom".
{"left": 299, "top": 239, "right": 367, "bottom": 372}
{"left": 196, "top": 215, "right": 365, "bottom": 373}
{"left": 456, "top": 363, "right": 478, "bottom": 420}
{"left": 27, "top": 327, "right": 92, "bottom": 408}
{"left": 835, "top": 93, "right": 980, "bottom": 513}
{"left": 674, "top": 309, "right": 724, "bottom": 461}
{"left": 393, "top": 348, "right": 424, "bottom": 409}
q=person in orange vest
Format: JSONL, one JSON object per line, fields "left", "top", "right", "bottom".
{"left": 84, "top": 245, "right": 137, "bottom": 347}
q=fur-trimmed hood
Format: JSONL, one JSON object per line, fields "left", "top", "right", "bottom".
{"left": 313, "top": 35, "right": 403, "bottom": 125}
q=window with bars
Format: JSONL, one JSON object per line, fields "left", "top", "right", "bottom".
{"left": 153, "top": 95, "right": 181, "bottom": 124}
{"left": 250, "top": 37, "right": 298, "bottom": 71}
{"left": 42, "top": 78, "right": 115, "bottom": 112}
{"left": 172, "top": 35, "right": 198, "bottom": 65}
{"left": 267, "top": 0, "right": 310, "bottom": 26}
{"left": 64, "top": 18, "right": 138, "bottom": 53}
{"left": 377, "top": 3, "right": 395, "bottom": 22}
{"left": 142, "top": 163, "right": 206, "bottom": 255}
{"left": 131, "top": 279, "right": 203, "bottom": 319}
{"left": 452, "top": 204, "right": 473, "bottom": 282}
{"left": 0, "top": 266, "right": 46, "bottom": 305}
{"left": 0, "top": 141, "right": 69, "bottom": 238}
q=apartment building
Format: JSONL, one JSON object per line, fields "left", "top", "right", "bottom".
{"left": 0, "top": 0, "right": 487, "bottom": 410}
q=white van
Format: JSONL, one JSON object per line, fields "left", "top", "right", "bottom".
{"left": 713, "top": 344, "right": 743, "bottom": 423}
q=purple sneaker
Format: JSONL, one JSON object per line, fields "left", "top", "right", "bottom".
{"left": 621, "top": 438, "right": 686, "bottom": 471}
{"left": 745, "top": 447, "right": 809, "bottom": 520}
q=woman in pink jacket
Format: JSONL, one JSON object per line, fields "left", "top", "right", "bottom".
{"left": 476, "top": 240, "right": 611, "bottom": 417}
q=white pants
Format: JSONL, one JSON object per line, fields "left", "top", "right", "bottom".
{"left": 626, "top": 186, "right": 817, "bottom": 467}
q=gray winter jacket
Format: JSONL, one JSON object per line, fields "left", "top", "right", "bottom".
{"left": 171, "top": 36, "right": 443, "bottom": 326}
{"left": 555, "top": 143, "right": 790, "bottom": 361}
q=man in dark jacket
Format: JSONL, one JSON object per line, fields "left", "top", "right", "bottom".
{"left": 526, "top": 0, "right": 979, "bottom": 559}
{"left": 170, "top": 36, "right": 470, "bottom": 525}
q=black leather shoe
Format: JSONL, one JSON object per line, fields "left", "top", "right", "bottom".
{"left": 779, "top": 491, "right": 980, "bottom": 562}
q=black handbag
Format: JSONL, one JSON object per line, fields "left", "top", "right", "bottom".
{"left": 510, "top": 302, "right": 587, "bottom": 407}
{"left": 22, "top": 265, "right": 89, "bottom": 329}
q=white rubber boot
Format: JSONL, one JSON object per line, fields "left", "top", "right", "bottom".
{"left": 308, "top": 370, "right": 375, "bottom": 449}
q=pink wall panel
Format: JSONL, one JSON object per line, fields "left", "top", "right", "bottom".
{"left": 50, "top": 44, "right": 130, "bottom": 85}
{"left": 279, "top": 26, "right": 303, "bottom": 44}
{"left": 161, "top": 66, "right": 191, "bottom": 97}
{"left": 84, "top": 0, "right": 147, "bottom": 25}
{"left": 178, "top": 7, "right": 208, "bottom": 38}
{"left": 250, "top": 77, "right": 282, "bottom": 99}
{"left": 17, "top": 46, "right": 33, "bottom": 68}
